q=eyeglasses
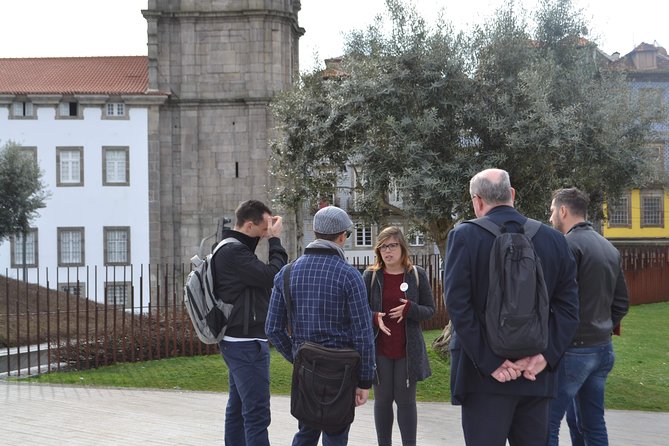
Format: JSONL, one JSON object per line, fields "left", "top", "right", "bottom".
{"left": 378, "top": 242, "right": 400, "bottom": 252}
{"left": 345, "top": 229, "right": 352, "bottom": 239}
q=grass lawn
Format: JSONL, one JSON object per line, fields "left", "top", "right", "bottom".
{"left": 19, "top": 303, "right": 669, "bottom": 411}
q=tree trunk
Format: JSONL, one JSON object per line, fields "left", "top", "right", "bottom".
{"left": 431, "top": 320, "right": 452, "bottom": 358}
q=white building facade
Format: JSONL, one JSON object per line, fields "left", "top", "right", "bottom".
{"left": 0, "top": 56, "right": 167, "bottom": 308}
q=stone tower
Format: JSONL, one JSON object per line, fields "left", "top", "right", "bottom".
{"left": 143, "top": 0, "right": 302, "bottom": 265}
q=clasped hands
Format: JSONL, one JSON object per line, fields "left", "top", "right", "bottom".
{"left": 491, "top": 354, "right": 547, "bottom": 383}
{"left": 377, "top": 298, "right": 408, "bottom": 336}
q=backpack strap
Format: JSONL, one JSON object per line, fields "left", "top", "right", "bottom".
{"left": 465, "top": 217, "right": 502, "bottom": 236}
{"left": 523, "top": 218, "right": 542, "bottom": 239}
{"left": 212, "top": 237, "right": 239, "bottom": 255}
{"left": 466, "top": 217, "right": 542, "bottom": 239}
{"left": 412, "top": 265, "right": 419, "bottom": 289}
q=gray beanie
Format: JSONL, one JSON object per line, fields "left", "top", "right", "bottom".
{"left": 313, "top": 206, "right": 353, "bottom": 235}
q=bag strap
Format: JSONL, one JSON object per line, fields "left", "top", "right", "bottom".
{"left": 283, "top": 262, "right": 294, "bottom": 332}
{"left": 465, "top": 217, "right": 502, "bottom": 236}
{"left": 411, "top": 266, "right": 419, "bottom": 288}
{"left": 523, "top": 218, "right": 542, "bottom": 239}
{"left": 467, "top": 217, "right": 542, "bottom": 239}
{"left": 212, "top": 237, "right": 239, "bottom": 256}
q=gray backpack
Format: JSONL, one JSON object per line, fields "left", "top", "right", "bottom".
{"left": 466, "top": 218, "right": 550, "bottom": 358}
{"left": 184, "top": 237, "right": 239, "bottom": 344}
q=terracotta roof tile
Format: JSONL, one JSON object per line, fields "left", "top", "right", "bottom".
{"left": 0, "top": 56, "right": 150, "bottom": 95}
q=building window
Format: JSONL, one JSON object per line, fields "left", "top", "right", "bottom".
{"left": 407, "top": 228, "right": 425, "bottom": 246}
{"left": 355, "top": 223, "right": 372, "bottom": 247}
{"left": 389, "top": 177, "right": 402, "bottom": 207}
{"left": 57, "top": 227, "right": 85, "bottom": 266}
{"left": 643, "top": 144, "right": 666, "bottom": 181}
{"left": 11, "top": 100, "right": 34, "bottom": 118}
{"left": 58, "top": 100, "right": 80, "bottom": 118}
{"left": 353, "top": 168, "right": 365, "bottom": 211}
{"left": 10, "top": 228, "right": 38, "bottom": 268}
{"left": 105, "top": 281, "right": 131, "bottom": 306}
{"left": 105, "top": 102, "right": 125, "bottom": 117}
{"left": 58, "top": 282, "right": 86, "bottom": 298}
{"left": 607, "top": 194, "right": 631, "bottom": 227}
{"left": 641, "top": 190, "right": 664, "bottom": 228}
{"left": 102, "top": 147, "right": 129, "bottom": 186}
{"left": 104, "top": 227, "right": 130, "bottom": 265}
{"left": 19, "top": 147, "right": 38, "bottom": 165}
{"left": 56, "top": 147, "right": 84, "bottom": 186}
{"left": 638, "top": 88, "right": 664, "bottom": 122}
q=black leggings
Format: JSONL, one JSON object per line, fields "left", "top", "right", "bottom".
{"left": 373, "top": 355, "right": 417, "bottom": 446}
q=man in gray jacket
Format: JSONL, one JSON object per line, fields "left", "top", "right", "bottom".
{"left": 548, "top": 187, "right": 629, "bottom": 446}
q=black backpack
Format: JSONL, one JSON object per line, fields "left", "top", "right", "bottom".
{"left": 466, "top": 217, "right": 550, "bottom": 359}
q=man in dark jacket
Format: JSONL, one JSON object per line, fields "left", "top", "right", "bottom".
{"left": 213, "top": 199, "right": 288, "bottom": 446}
{"left": 548, "top": 187, "right": 629, "bottom": 445}
{"left": 444, "top": 168, "right": 579, "bottom": 445}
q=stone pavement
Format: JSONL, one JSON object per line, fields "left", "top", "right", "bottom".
{"left": 2, "top": 381, "right": 668, "bottom": 445}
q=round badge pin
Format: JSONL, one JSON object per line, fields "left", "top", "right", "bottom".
{"left": 399, "top": 282, "right": 408, "bottom": 292}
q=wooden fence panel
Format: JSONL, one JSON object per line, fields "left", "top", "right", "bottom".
{"left": 617, "top": 245, "right": 669, "bottom": 305}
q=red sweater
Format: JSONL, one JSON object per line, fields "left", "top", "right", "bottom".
{"left": 376, "top": 271, "right": 407, "bottom": 359}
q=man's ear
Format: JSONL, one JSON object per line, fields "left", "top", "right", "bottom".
{"left": 560, "top": 205, "right": 569, "bottom": 219}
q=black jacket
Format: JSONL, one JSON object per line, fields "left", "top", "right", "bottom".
{"left": 565, "top": 222, "right": 629, "bottom": 346}
{"left": 212, "top": 229, "right": 287, "bottom": 339}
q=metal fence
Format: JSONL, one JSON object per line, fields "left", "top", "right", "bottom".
{"left": 1, "top": 256, "right": 447, "bottom": 377}
{"left": 2, "top": 246, "right": 666, "bottom": 377}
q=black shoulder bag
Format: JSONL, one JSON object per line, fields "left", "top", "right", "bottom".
{"left": 283, "top": 263, "right": 362, "bottom": 433}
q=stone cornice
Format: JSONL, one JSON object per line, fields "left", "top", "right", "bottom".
{"left": 0, "top": 93, "right": 168, "bottom": 107}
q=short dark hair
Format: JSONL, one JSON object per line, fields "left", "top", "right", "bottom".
{"left": 235, "top": 200, "right": 272, "bottom": 227}
{"left": 552, "top": 187, "right": 589, "bottom": 219}
{"left": 314, "top": 231, "right": 344, "bottom": 242}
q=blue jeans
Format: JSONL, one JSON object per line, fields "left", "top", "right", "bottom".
{"left": 219, "top": 340, "right": 271, "bottom": 446}
{"left": 292, "top": 422, "right": 351, "bottom": 446}
{"left": 549, "top": 341, "right": 615, "bottom": 446}
{"left": 566, "top": 396, "right": 585, "bottom": 446}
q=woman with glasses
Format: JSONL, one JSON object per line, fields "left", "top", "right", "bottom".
{"left": 362, "top": 226, "right": 436, "bottom": 446}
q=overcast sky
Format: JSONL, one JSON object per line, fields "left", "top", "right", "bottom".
{"left": 1, "top": 0, "right": 666, "bottom": 70}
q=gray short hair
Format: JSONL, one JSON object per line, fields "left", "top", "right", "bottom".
{"left": 470, "top": 169, "right": 512, "bottom": 204}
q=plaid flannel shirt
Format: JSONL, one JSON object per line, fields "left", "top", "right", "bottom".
{"left": 265, "top": 249, "right": 375, "bottom": 388}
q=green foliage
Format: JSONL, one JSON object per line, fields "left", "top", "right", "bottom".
{"left": 468, "top": 0, "right": 657, "bottom": 221}
{"left": 270, "top": 0, "right": 657, "bottom": 252}
{"left": 0, "top": 141, "right": 50, "bottom": 241}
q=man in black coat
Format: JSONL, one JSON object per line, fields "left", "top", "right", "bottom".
{"left": 548, "top": 187, "right": 629, "bottom": 445}
{"left": 443, "top": 168, "right": 579, "bottom": 445}
{"left": 212, "top": 199, "right": 288, "bottom": 446}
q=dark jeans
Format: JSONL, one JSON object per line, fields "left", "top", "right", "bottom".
{"left": 549, "top": 341, "right": 615, "bottom": 446}
{"left": 461, "top": 392, "right": 550, "bottom": 446}
{"left": 374, "top": 355, "right": 417, "bottom": 446}
{"left": 291, "top": 422, "right": 351, "bottom": 446}
{"left": 219, "top": 339, "right": 271, "bottom": 446}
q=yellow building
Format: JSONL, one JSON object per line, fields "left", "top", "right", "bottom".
{"left": 603, "top": 189, "right": 669, "bottom": 240}
{"left": 603, "top": 43, "right": 669, "bottom": 242}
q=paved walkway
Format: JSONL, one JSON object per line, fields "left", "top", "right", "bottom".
{"left": 2, "top": 381, "right": 668, "bottom": 445}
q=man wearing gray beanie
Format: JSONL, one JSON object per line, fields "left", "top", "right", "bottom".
{"left": 266, "top": 206, "right": 375, "bottom": 445}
